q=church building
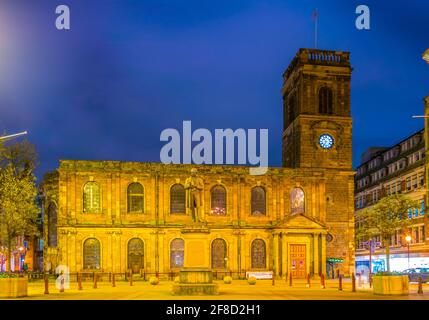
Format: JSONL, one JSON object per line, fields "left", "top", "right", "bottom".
{"left": 41, "top": 48, "right": 355, "bottom": 279}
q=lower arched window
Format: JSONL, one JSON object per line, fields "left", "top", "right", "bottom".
{"left": 251, "top": 239, "right": 266, "bottom": 269}
{"left": 211, "top": 238, "right": 227, "bottom": 269}
{"left": 83, "top": 238, "right": 101, "bottom": 269}
{"left": 128, "top": 238, "right": 144, "bottom": 273}
{"left": 170, "top": 238, "right": 184, "bottom": 269}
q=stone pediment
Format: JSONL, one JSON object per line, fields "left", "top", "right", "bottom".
{"left": 274, "top": 214, "right": 326, "bottom": 230}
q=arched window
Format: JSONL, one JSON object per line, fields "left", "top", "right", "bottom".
{"left": 170, "top": 184, "right": 185, "bottom": 214}
{"left": 211, "top": 185, "right": 226, "bottom": 215}
{"left": 290, "top": 187, "right": 305, "bottom": 215}
{"left": 251, "top": 186, "right": 266, "bottom": 216}
{"left": 319, "top": 87, "right": 333, "bottom": 114}
{"left": 251, "top": 239, "right": 266, "bottom": 269}
{"left": 47, "top": 202, "right": 57, "bottom": 247}
{"left": 170, "top": 238, "right": 184, "bottom": 269}
{"left": 83, "top": 238, "right": 101, "bottom": 269}
{"left": 288, "top": 93, "right": 297, "bottom": 124}
{"left": 83, "top": 181, "right": 101, "bottom": 213}
{"left": 128, "top": 238, "right": 144, "bottom": 273}
{"left": 127, "top": 183, "right": 144, "bottom": 213}
{"left": 211, "top": 238, "right": 227, "bottom": 269}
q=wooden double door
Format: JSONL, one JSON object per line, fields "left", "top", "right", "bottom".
{"left": 290, "top": 244, "right": 306, "bottom": 278}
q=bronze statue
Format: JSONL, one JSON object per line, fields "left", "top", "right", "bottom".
{"left": 185, "top": 168, "right": 204, "bottom": 222}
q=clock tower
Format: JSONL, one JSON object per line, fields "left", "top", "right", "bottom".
{"left": 282, "top": 48, "right": 352, "bottom": 169}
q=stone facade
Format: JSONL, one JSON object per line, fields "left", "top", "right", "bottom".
{"left": 41, "top": 48, "right": 355, "bottom": 278}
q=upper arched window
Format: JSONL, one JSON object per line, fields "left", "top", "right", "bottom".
{"left": 83, "top": 238, "right": 101, "bottom": 269}
{"left": 251, "top": 186, "right": 266, "bottom": 216}
{"left": 291, "top": 187, "right": 305, "bottom": 215}
{"left": 47, "top": 202, "right": 57, "bottom": 247}
{"left": 211, "top": 185, "right": 227, "bottom": 215}
{"left": 319, "top": 87, "right": 333, "bottom": 114}
{"left": 170, "top": 238, "right": 185, "bottom": 269}
{"left": 170, "top": 184, "right": 185, "bottom": 214}
{"left": 251, "top": 239, "right": 266, "bottom": 269}
{"left": 127, "top": 183, "right": 144, "bottom": 213}
{"left": 83, "top": 181, "right": 101, "bottom": 213}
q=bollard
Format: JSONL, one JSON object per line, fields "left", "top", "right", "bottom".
{"left": 59, "top": 275, "right": 65, "bottom": 293}
{"left": 272, "top": 272, "right": 275, "bottom": 286}
{"left": 112, "top": 273, "right": 116, "bottom": 287}
{"left": 289, "top": 274, "right": 293, "bottom": 287}
{"left": 321, "top": 274, "right": 325, "bottom": 289}
{"left": 44, "top": 274, "right": 49, "bottom": 294}
{"left": 306, "top": 273, "right": 311, "bottom": 288}
{"left": 351, "top": 274, "right": 356, "bottom": 292}
{"left": 338, "top": 275, "right": 343, "bottom": 291}
{"left": 78, "top": 272, "right": 83, "bottom": 290}
{"left": 129, "top": 270, "right": 133, "bottom": 286}
{"left": 93, "top": 273, "right": 97, "bottom": 289}
{"left": 418, "top": 277, "right": 424, "bottom": 294}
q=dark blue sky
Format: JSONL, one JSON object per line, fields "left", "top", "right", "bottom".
{"left": 1, "top": 0, "right": 428, "bottom": 179}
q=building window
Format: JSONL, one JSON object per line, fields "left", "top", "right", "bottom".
{"left": 318, "top": 87, "right": 333, "bottom": 114}
{"left": 251, "top": 186, "right": 266, "bottom": 216}
{"left": 170, "top": 238, "right": 184, "bottom": 269}
{"left": 406, "top": 177, "right": 411, "bottom": 191}
{"left": 211, "top": 238, "right": 227, "bottom": 269}
{"left": 290, "top": 187, "right": 305, "bottom": 215}
{"left": 288, "top": 93, "right": 297, "bottom": 125}
{"left": 419, "top": 226, "right": 425, "bottom": 243}
{"left": 421, "top": 199, "right": 425, "bottom": 216}
{"left": 170, "top": 184, "right": 185, "bottom": 214}
{"left": 83, "top": 181, "right": 101, "bottom": 213}
{"left": 211, "top": 185, "right": 227, "bottom": 215}
{"left": 128, "top": 238, "right": 144, "bottom": 273}
{"left": 47, "top": 202, "right": 57, "bottom": 247}
{"left": 127, "top": 182, "right": 144, "bottom": 213}
{"left": 83, "top": 238, "right": 101, "bottom": 269}
{"left": 251, "top": 239, "right": 266, "bottom": 269}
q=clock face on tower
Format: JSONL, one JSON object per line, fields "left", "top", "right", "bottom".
{"left": 318, "top": 134, "right": 334, "bottom": 149}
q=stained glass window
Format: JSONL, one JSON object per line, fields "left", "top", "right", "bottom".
{"left": 319, "top": 87, "right": 333, "bottom": 114}
{"left": 83, "top": 181, "right": 101, "bottom": 213}
{"left": 211, "top": 185, "right": 227, "bottom": 215}
{"left": 290, "top": 188, "right": 305, "bottom": 215}
{"left": 128, "top": 238, "right": 144, "bottom": 273}
{"left": 251, "top": 186, "right": 266, "bottom": 216}
{"left": 170, "top": 184, "right": 185, "bottom": 214}
{"left": 48, "top": 202, "right": 57, "bottom": 247}
{"left": 251, "top": 239, "right": 266, "bottom": 269}
{"left": 83, "top": 238, "right": 101, "bottom": 269}
{"left": 127, "top": 183, "right": 144, "bottom": 213}
{"left": 170, "top": 238, "right": 184, "bottom": 269}
{"left": 211, "top": 238, "right": 227, "bottom": 269}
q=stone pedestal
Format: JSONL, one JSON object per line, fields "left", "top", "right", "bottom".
{"left": 172, "top": 268, "right": 218, "bottom": 295}
{"left": 172, "top": 224, "right": 218, "bottom": 295}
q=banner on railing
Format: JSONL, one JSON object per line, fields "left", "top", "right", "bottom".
{"left": 245, "top": 271, "right": 273, "bottom": 279}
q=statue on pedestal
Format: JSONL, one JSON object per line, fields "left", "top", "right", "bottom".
{"left": 185, "top": 168, "right": 204, "bottom": 223}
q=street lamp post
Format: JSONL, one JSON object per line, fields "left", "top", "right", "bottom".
{"left": 405, "top": 235, "right": 412, "bottom": 269}
{"left": 0, "top": 131, "right": 28, "bottom": 142}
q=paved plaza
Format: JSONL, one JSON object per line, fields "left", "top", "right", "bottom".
{"left": 6, "top": 278, "right": 429, "bottom": 300}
